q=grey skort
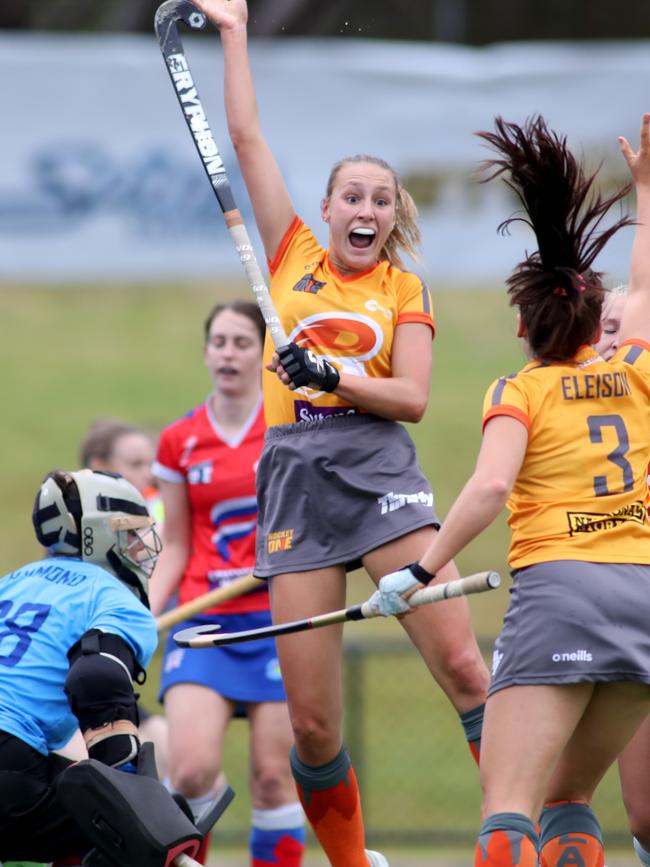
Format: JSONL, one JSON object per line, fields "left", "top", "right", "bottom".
{"left": 254, "top": 414, "right": 439, "bottom": 578}
{"left": 489, "top": 559, "right": 650, "bottom": 695}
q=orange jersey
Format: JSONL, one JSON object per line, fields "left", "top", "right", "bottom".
{"left": 264, "top": 217, "right": 435, "bottom": 427}
{"left": 483, "top": 342, "right": 650, "bottom": 568}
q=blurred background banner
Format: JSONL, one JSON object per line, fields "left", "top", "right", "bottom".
{"left": 2, "top": 32, "right": 647, "bottom": 286}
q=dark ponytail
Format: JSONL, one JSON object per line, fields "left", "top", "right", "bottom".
{"left": 478, "top": 116, "right": 633, "bottom": 362}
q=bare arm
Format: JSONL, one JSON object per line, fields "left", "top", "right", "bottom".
{"left": 618, "top": 113, "right": 650, "bottom": 347}
{"left": 419, "top": 415, "right": 528, "bottom": 575}
{"left": 193, "top": 0, "right": 296, "bottom": 258}
{"left": 267, "top": 322, "right": 433, "bottom": 422}
{"left": 148, "top": 479, "right": 192, "bottom": 616}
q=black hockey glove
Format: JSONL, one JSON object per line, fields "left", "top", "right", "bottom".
{"left": 277, "top": 343, "right": 340, "bottom": 392}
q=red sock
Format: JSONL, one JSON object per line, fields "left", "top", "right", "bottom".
{"left": 296, "top": 766, "right": 366, "bottom": 867}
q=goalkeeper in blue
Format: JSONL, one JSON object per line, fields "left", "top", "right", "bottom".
{"left": 0, "top": 469, "right": 221, "bottom": 867}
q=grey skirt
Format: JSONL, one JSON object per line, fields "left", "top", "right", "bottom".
{"left": 489, "top": 560, "right": 650, "bottom": 695}
{"left": 254, "top": 414, "right": 439, "bottom": 578}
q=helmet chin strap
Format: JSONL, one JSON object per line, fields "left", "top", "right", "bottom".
{"left": 106, "top": 549, "right": 150, "bottom": 609}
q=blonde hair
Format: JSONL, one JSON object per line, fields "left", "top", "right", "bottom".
{"left": 325, "top": 154, "right": 421, "bottom": 270}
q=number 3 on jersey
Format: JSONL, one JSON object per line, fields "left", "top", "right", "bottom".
{"left": 0, "top": 601, "right": 51, "bottom": 666}
{"left": 588, "top": 414, "right": 634, "bottom": 496}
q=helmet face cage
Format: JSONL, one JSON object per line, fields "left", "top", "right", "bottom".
{"left": 114, "top": 521, "right": 162, "bottom": 580}
{"left": 71, "top": 470, "right": 160, "bottom": 604}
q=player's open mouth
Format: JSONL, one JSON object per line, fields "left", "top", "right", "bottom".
{"left": 218, "top": 367, "right": 238, "bottom": 376}
{"left": 349, "top": 227, "right": 376, "bottom": 249}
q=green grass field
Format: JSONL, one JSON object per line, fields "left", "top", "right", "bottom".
{"left": 0, "top": 283, "right": 632, "bottom": 852}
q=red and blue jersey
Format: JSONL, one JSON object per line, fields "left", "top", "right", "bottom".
{"left": 153, "top": 396, "right": 268, "bottom": 614}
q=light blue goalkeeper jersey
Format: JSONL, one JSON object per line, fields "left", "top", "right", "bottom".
{"left": 0, "top": 556, "right": 157, "bottom": 755}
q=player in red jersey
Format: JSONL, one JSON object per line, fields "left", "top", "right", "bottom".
{"left": 190, "top": 2, "right": 490, "bottom": 866}
{"left": 150, "top": 301, "right": 305, "bottom": 867}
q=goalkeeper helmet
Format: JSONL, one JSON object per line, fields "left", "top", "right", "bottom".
{"left": 32, "top": 469, "right": 161, "bottom": 607}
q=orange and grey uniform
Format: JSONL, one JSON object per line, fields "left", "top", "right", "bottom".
{"left": 483, "top": 342, "right": 650, "bottom": 692}
{"left": 254, "top": 218, "right": 438, "bottom": 578}
{"left": 263, "top": 217, "right": 434, "bottom": 426}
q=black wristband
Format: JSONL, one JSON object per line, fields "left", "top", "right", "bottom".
{"left": 408, "top": 562, "right": 435, "bottom": 583}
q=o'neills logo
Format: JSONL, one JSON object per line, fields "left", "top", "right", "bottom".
{"left": 166, "top": 53, "right": 225, "bottom": 176}
{"left": 567, "top": 501, "right": 646, "bottom": 535}
{"left": 552, "top": 650, "right": 593, "bottom": 663}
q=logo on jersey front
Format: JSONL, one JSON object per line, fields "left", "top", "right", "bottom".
{"left": 210, "top": 496, "right": 258, "bottom": 560}
{"left": 365, "top": 298, "right": 392, "bottom": 320}
{"left": 288, "top": 310, "right": 384, "bottom": 400}
{"left": 179, "top": 435, "right": 199, "bottom": 469}
{"left": 292, "top": 272, "right": 326, "bottom": 294}
{"left": 188, "top": 460, "right": 213, "bottom": 485}
{"left": 566, "top": 501, "right": 646, "bottom": 535}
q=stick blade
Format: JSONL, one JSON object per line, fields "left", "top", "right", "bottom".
{"left": 173, "top": 623, "right": 222, "bottom": 647}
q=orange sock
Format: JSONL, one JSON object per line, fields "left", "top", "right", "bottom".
{"left": 468, "top": 740, "right": 481, "bottom": 765}
{"left": 290, "top": 745, "right": 367, "bottom": 867}
{"left": 460, "top": 704, "right": 484, "bottom": 767}
{"left": 540, "top": 833, "right": 604, "bottom": 867}
{"left": 539, "top": 801, "right": 604, "bottom": 867}
{"left": 475, "top": 812, "right": 538, "bottom": 866}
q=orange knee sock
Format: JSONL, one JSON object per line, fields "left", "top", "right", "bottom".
{"left": 539, "top": 801, "right": 604, "bottom": 867}
{"left": 290, "top": 745, "right": 368, "bottom": 867}
{"left": 475, "top": 812, "right": 538, "bottom": 866}
{"left": 460, "top": 703, "right": 484, "bottom": 766}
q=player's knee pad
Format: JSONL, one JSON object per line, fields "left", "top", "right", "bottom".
{"left": 65, "top": 630, "right": 142, "bottom": 767}
{"left": 56, "top": 758, "right": 202, "bottom": 867}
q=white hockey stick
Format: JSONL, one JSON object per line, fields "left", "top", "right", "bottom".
{"left": 173, "top": 570, "right": 501, "bottom": 647}
{"left": 155, "top": 0, "right": 288, "bottom": 347}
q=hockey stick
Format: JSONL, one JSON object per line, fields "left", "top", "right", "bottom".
{"left": 156, "top": 573, "right": 262, "bottom": 631}
{"left": 154, "top": 0, "right": 288, "bottom": 347}
{"left": 173, "top": 570, "right": 501, "bottom": 647}
{"left": 176, "top": 853, "right": 203, "bottom": 867}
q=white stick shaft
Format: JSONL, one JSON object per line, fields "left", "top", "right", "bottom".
{"left": 408, "top": 570, "right": 501, "bottom": 608}
{"left": 359, "top": 570, "right": 500, "bottom": 617}
{"left": 174, "top": 852, "right": 202, "bottom": 867}
{"left": 176, "top": 570, "right": 501, "bottom": 647}
{"left": 227, "top": 220, "right": 288, "bottom": 347}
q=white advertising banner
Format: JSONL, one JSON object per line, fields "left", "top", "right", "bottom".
{"left": 1, "top": 32, "right": 648, "bottom": 285}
